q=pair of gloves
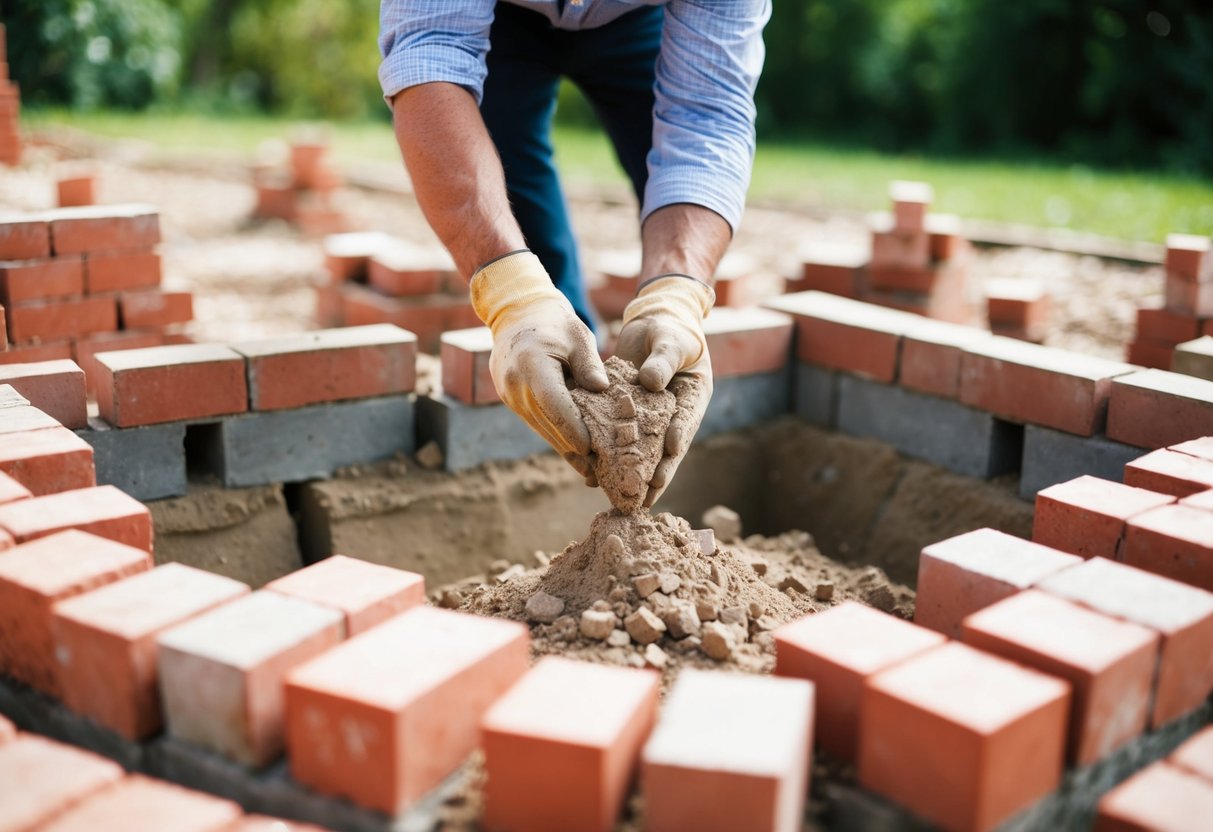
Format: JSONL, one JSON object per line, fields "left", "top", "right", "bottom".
{"left": 470, "top": 250, "right": 712, "bottom": 509}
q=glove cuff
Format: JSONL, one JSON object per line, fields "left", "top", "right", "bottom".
{"left": 622, "top": 274, "right": 715, "bottom": 330}
{"left": 470, "top": 250, "right": 569, "bottom": 332}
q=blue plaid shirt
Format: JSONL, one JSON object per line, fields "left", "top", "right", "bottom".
{"left": 379, "top": 0, "right": 770, "bottom": 232}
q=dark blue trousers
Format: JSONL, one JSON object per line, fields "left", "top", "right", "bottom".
{"left": 480, "top": 3, "right": 664, "bottom": 333}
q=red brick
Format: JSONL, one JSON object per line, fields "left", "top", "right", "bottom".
{"left": 0, "top": 382, "right": 27, "bottom": 407}
{"left": 985, "top": 277, "right": 1050, "bottom": 340}
{"left": 482, "top": 657, "right": 659, "bottom": 832}
{"left": 51, "top": 563, "right": 250, "bottom": 739}
{"left": 340, "top": 282, "right": 470, "bottom": 353}
{"left": 255, "top": 181, "right": 298, "bottom": 221}
{"left": 702, "top": 307, "right": 793, "bottom": 379}
{"left": 864, "top": 259, "right": 974, "bottom": 324}
{"left": 1165, "top": 233, "right": 1213, "bottom": 282}
{"left": 7, "top": 295, "right": 117, "bottom": 343}
{"left": 889, "top": 180, "right": 933, "bottom": 233}
{"left": 322, "top": 231, "right": 392, "bottom": 282}
{"left": 0, "top": 255, "right": 84, "bottom": 303}
{"left": 0, "top": 359, "right": 87, "bottom": 428}
{"left": 284, "top": 606, "right": 529, "bottom": 815}
{"left": 368, "top": 245, "right": 449, "bottom": 297}
{"left": 289, "top": 141, "right": 330, "bottom": 188}
{"left": 790, "top": 245, "right": 866, "bottom": 298}
{"left": 0, "top": 735, "right": 125, "bottom": 831}
{"left": 859, "top": 642, "right": 1069, "bottom": 832}
{"left": 1033, "top": 475, "right": 1176, "bottom": 560}
{"left": 0, "top": 427, "right": 95, "bottom": 496}
{"left": 959, "top": 336, "right": 1135, "bottom": 436}
{"left": 0, "top": 530, "right": 151, "bottom": 695}
{"left": 1172, "top": 726, "right": 1213, "bottom": 783}
{"left": 95, "top": 343, "right": 248, "bottom": 427}
{"left": 899, "top": 319, "right": 989, "bottom": 399}
{"left": 871, "top": 229, "right": 930, "bottom": 270}
{"left": 0, "top": 469, "right": 30, "bottom": 504}
{"left": 0, "top": 484, "right": 152, "bottom": 550}
{"left": 48, "top": 204, "right": 160, "bottom": 256}
{"left": 232, "top": 324, "right": 416, "bottom": 411}
{"left": 157, "top": 591, "right": 344, "bottom": 767}
{"left": 265, "top": 554, "right": 425, "bottom": 636}
{"left": 1174, "top": 335, "right": 1213, "bottom": 381}
{"left": 1171, "top": 436, "right": 1213, "bottom": 464}
{"left": 118, "top": 290, "right": 193, "bottom": 329}
{"left": 774, "top": 601, "right": 945, "bottom": 761}
{"left": 295, "top": 200, "right": 347, "bottom": 238}
{"left": 57, "top": 175, "right": 95, "bottom": 208}
{"left": 962, "top": 590, "right": 1158, "bottom": 765}
{"left": 73, "top": 329, "right": 168, "bottom": 395}
{"left": 642, "top": 669, "right": 813, "bottom": 832}
{"left": 764, "top": 291, "right": 918, "bottom": 382}
{"left": 0, "top": 404, "right": 61, "bottom": 435}
{"left": 1039, "top": 557, "right": 1213, "bottom": 728}
{"left": 1108, "top": 369, "right": 1213, "bottom": 449}
{"left": 1123, "top": 504, "right": 1213, "bottom": 592}
{"left": 0, "top": 339, "right": 73, "bottom": 365}
{"left": 83, "top": 247, "right": 161, "bottom": 293}
{"left": 1125, "top": 337, "right": 1174, "bottom": 370}
{"left": 1165, "top": 274, "right": 1213, "bottom": 317}
{"left": 914, "top": 527, "right": 1081, "bottom": 638}
{"left": 0, "top": 216, "right": 50, "bottom": 260}
{"left": 313, "top": 273, "right": 342, "bottom": 327}
{"left": 926, "top": 213, "right": 965, "bottom": 260}
{"left": 1096, "top": 762, "right": 1213, "bottom": 832}
{"left": 1137, "top": 305, "right": 1201, "bottom": 345}
{"left": 1125, "top": 448, "right": 1213, "bottom": 497}
{"left": 868, "top": 261, "right": 956, "bottom": 294}
{"left": 39, "top": 774, "right": 243, "bottom": 832}
{"left": 440, "top": 327, "right": 497, "bottom": 405}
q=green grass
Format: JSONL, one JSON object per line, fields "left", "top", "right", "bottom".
{"left": 24, "top": 108, "right": 1213, "bottom": 243}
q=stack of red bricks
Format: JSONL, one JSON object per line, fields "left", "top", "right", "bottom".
{"left": 253, "top": 139, "right": 347, "bottom": 236}
{"left": 795, "top": 181, "right": 973, "bottom": 322}
{"left": 0, "top": 24, "right": 20, "bottom": 167}
{"left": 1128, "top": 233, "right": 1213, "bottom": 369}
{"left": 0, "top": 207, "right": 194, "bottom": 381}
{"left": 316, "top": 231, "right": 478, "bottom": 352}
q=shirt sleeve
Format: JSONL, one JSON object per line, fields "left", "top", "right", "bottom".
{"left": 642, "top": 0, "right": 771, "bottom": 234}
{"left": 378, "top": 0, "right": 496, "bottom": 105}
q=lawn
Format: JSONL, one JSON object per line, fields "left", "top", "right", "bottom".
{"left": 23, "top": 109, "right": 1213, "bottom": 243}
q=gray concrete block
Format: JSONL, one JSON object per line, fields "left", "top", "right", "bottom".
{"left": 415, "top": 394, "right": 550, "bottom": 472}
{"left": 77, "top": 419, "right": 187, "bottom": 501}
{"left": 836, "top": 376, "right": 1021, "bottom": 479}
{"left": 697, "top": 367, "right": 792, "bottom": 440}
{"left": 794, "top": 362, "right": 838, "bottom": 428}
{"left": 201, "top": 396, "right": 414, "bottom": 487}
{"left": 1019, "top": 424, "right": 1144, "bottom": 501}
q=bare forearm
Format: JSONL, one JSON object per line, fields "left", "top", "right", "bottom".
{"left": 639, "top": 204, "right": 732, "bottom": 286}
{"left": 391, "top": 82, "right": 525, "bottom": 278}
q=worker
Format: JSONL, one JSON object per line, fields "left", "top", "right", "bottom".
{"left": 379, "top": 1, "right": 770, "bottom": 507}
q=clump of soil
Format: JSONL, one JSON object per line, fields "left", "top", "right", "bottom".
{"left": 570, "top": 356, "right": 678, "bottom": 514}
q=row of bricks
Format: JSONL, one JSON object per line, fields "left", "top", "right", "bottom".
{"left": 0, "top": 290, "right": 191, "bottom": 345}
{"left": 0, "top": 246, "right": 164, "bottom": 304}
{"left": 0, "top": 328, "right": 194, "bottom": 396}
{"left": 1127, "top": 234, "right": 1211, "bottom": 368}
{"left": 1096, "top": 727, "right": 1213, "bottom": 830}
{"left": 0, "top": 727, "right": 328, "bottom": 831}
{"left": 767, "top": 289, "right": 1213, "bottom": 448}
{"left": 255, "top": 141, "right": 345, "bottom": 194}
{"left": 0, "top": 204, "right": 161, "bottom": 260}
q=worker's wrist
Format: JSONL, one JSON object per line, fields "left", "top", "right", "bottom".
{"left": 624, "top": 274, "right": 715, "bottom": 328}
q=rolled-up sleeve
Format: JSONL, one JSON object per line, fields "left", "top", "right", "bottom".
{"left": 378, "top": 1, "right": 496, "bottom": 104}
{"left": 643, "top": 0, "right": 771, "bottom": 233}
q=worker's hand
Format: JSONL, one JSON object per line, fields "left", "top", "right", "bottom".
{"left": 615, "top": 274, "right": 715, "bottom": 508}
{"left": 471, "top": 250, "right": 609, "bottom": 481}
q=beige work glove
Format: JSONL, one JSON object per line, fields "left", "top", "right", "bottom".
{"left": 471, "top": 250, "right": 609, "bottom": 480}
{"left": 615, "top": 274, "right": 715, "bottom": 508}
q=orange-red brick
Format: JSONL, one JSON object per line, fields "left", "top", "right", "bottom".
{"left": 83, "top": 247, "right": 161, "bottom": 293}
{"left": 0, "top": 255, "right": 84, "bottom": 304}
{"left": 1123, "top": 504, "right": 1213, "bottom": 592}
{"left": 1033, "top": 475, "right": 1176, "bottom": 560}
{"left": 1108, "top": 369, "right": 1213, "bottom": 449}
{"left": 1124, "top": 448, "right": 1213, "bottom": 497}
{"left": 38, "top": 774, "right": 243, "bottom": 832}
{"left": 0, "top": 484, "right": 152, "bottom": 550}
{"left": 0, "top": 426, "right": 96, "bottom": 496}
{"left": 48, "top": 204, "right": 160, "bottom": 256}
{"left": 118, "top": 290, "right": 193, "bottom": 329}
{"left": 0, "top": 216, "right": 51, "bottom": 261}
{"left": 440, "top": 327, "right": 497, "bottom": 405}
{"left": 0, "top": 735, "right": 125, "bottom": 831}
{"left": 0, "top": 359, "right": 88, "bottom": 429}
{"left": 7, "top": 295, "right": 117, "bottom": 343}
{"left": 95, "top": 343, "right": 248, "bottom": 427}
{"left": 1096, "top": 762, "right": 1213, "bottom": 832}
{"left": 264, "top": 554, "right": 425, "bottom": 637}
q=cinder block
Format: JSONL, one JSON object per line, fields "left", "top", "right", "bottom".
{"left": 1019, "top": 424, "right": 1145, "bottom": 501}
{"left": 233, "top": 324, "right": 417, "bottom": 411}
{"left": 0, "top": 484, "right": 151, "bottom": 549}
{"left": 77, "top": 418, "right": 187, "bottom": 501}
{"left": 1033, "top": 475, "right": 1175, "bottom": 560}
{"left": 774, "top": 602, "right": 945, "bottom": 762}
{"left": 118, "top": 290, "right": 193, "bottom": 329}
{"left": 197, "top": 395, "right": 414, "bottom": 487}
{"left": 7, "top": 295, "right": 117, "bottom": 343}
{"left": 793, "top": 362, "right": 837, "bottom": 428}
{"left": 157, "top": 591, "right": 344, "bottom": 768}
{"left": 264, "top": 554, "right": 425, "bottom": 636}
{"left": 0, "top": 529, "right": 151, "bottom": 695}
{"left": 83, "top": 247, "right": 161, "bottom": 293}
{"left": 837, "top": 375, "right": 1021, "bottom": 479}
{"left": 0, "top": 734, "right": 125, "bottom": 832}
{"left": 0, "top": 359, "right": 87, "bottom": 428}
{"left": 1096, "top": 762, "right": 1213, "bottom": 832}
{"left": 858, "top": 643, "right": 1070, "bottom": 832}
{"left": 697, "top": 367, "right": 791, "bottom": 440}
{"left": 0, "top": 426, "right": 96, "bottom": 496}
{"left": 0, "top": 255, "right": 84, "bottom": 303}
{"left": 416, "top": 393, "right": 549, "bottom": 472}
{"left": 481, "top": 657, "right": 659, "bottom": 832}
{"left": 51, "top": 562, "right": 251, "bottom": 739}
{"left": 642, "top": 669, "right": 814, "bottom": 832}
{"left": 1038, "top": 557, "right": 1213, "bottom": 728}
{"left": 47, "top": 203, "right": 160, "bottom": 255}
{"left": 1107, "top": 369, "right": 1213, "bottom": 449}
{"left": 962, "top": 590, "right": 1159, "bottom": 765}
{"left": 914, "top": 527, "right": 1081, "bottom": 638}
{"left": 1123, "top": 504, "right": 1213, "bottom": 592}
{"left": 284, "top": 606, "right": 529, "bottom": 816}
{"left": 39, "top": 774, "right": 243, "bottom": 832}
{"left": 95, "top": 343, "right": 248, "bottom": 428}
{"left": 1124, "top": 448, "right": 1213, "bottom": 497}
